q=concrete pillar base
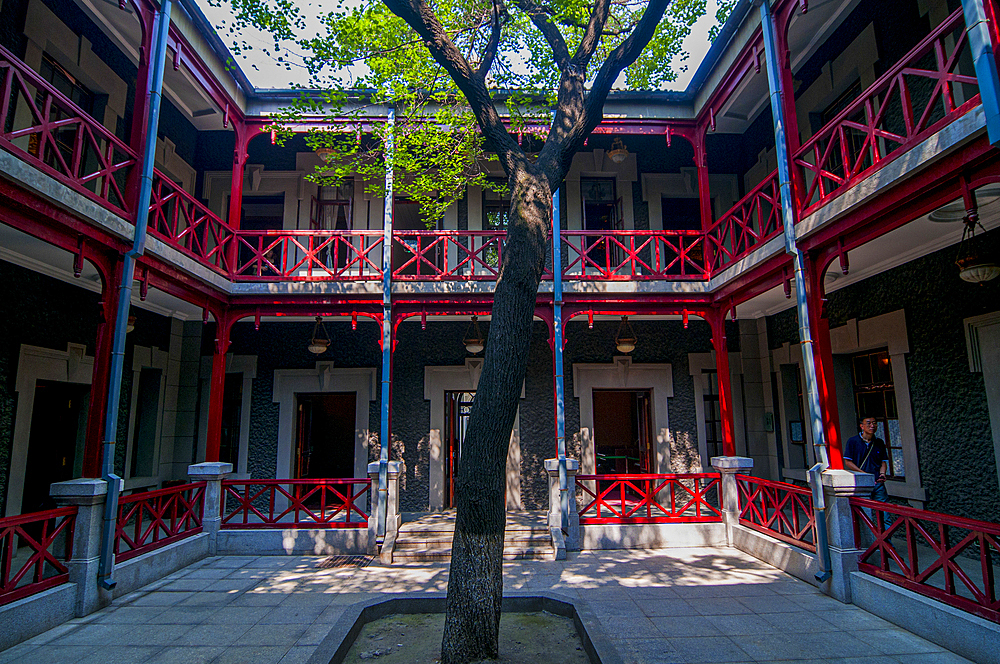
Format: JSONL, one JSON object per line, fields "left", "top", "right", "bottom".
{"left": 710, "top": 456, "right": 754, "bottom": 544}
{"left": 368, "top": 461, "right": 403, "bottom": 562}
{"left": 188, "top": 462, "right": 233, "bottom": 556}
{"left": 545, "top": 458, "right": 580, "bottom": 552}
{"left": 50, "top": 478, "right": 116, "bottom": 616}
{"left": 821, "top": 469, "right": 875, "bottom": 603}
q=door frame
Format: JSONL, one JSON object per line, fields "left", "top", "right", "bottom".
{"left": 273, "top": 363, "right": 376, "bottom": 480}
{"left": 425, "top": 359, "right": 523, "bottom": 510}
{"left": 573, "top": 356, "right": 673, "bottom": 475}
{"left": 7, "top": 343, "right": 93, "bottom": 516}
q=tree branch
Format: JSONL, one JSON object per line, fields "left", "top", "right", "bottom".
{"left": 381, "top": 0, "right": 526, "bottom": 176}
{"left": 572, "top": 0, "right": 611, "bottom": 68}
{"left": 476, "top": 0, "right": 504, "bottom": 78}
{"left": 511, "top": 0, "right": 571, "bottom": 71}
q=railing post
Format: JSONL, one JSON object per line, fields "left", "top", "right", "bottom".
{"left": 205, "top": 311, "right": 232, "bottom": 462}
{"left": 545, "top": 458, "right": 579, "bottom": 554}
{"left": 50, "top": 478, "right": 118, "bottom": 616}
{"left": 188, "top": 462, "right": 232, "bottom": 556}
{"left": 819, "top": 469, "right": 874, "bottom": 603}
{"left": 369, "top": 461, "right": 401, "bottom": 562}
{"left": 709, "top": 308, "right": 737, "bottom": 457}
{"left": 710, "top": 456, "right": 753, "bottom": 545}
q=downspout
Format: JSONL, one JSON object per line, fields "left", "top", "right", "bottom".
{"left": 758, "top": 0, "right": 832, "bottom": 583}
{"left": 377, "top": 107, "right": 395, "bottom": 539}
{"left": 97, "top": 0, "right": 173, "bottom": 590}
{"left": 962, "top": 0, "right": 1000, "bottom": 144}
{"left": 552, "top": 183, "right": 568, "bottom": 532}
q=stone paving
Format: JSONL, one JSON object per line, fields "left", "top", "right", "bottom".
{"left": 0, "top": 547, "right": 974, "bottom": 664}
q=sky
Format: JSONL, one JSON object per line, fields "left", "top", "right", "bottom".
{"left": 196, "top": 0, "right": 722, "bottom": 91}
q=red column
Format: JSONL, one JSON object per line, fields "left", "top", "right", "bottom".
{"left": 774, "top": 5, "right": 805, "bottom": 210}
{"left": 803, "top": 252, "right": 844, "bottom": 469}
{"left": 82, "top": 254, "right": 122, "bottom": 477}
{"left": 709, "top": 308, "right": 737, "bottom": 457}
{"left": 693, "top": 130, "right": 715, "bottom": 270}
{"left": 205, "top": 310, "right": 232, "bottom": 462}
{"left": 126, "top": 2, "right": 156, "bottom": 214}
{"left": 228, "top": 122, "right": 248, "bottom": 230}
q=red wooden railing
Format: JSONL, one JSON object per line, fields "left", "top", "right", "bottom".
{"left": 392, "top": 230, "right": 507, "bottom": 280}
{"left": 793, "top": 8, "right": 980, "bottom": 216}
{"left": 851, "top": 497, "right": 1000, "bottom": 624}
{"left": 0, "top": 507, "right": 76, "bottom": 606}
{"left": 0, "top": 44, "right": 138, "bottom": 217}
{"left": 561, "top": 231, "right": 709, "bottom": 280}
{"left": 707, "top": 171, "right": 783, "bottom": 272}
{"left": 737, "top": 475, "right": 816, "bottom": 552}
{"left": 114, "top": 482, "right": 205, "bottom": 562}
{"left": 232, "top": 230, "right": 385, "bottom": 280}
{"left": 148, "top": 170, "right": 235, "bottom": 275}
{"left": 220, "top": 478, "right": 371, "bottom": 528}
{"left": 576, "top": 473, "right": 722, "bottom": 524}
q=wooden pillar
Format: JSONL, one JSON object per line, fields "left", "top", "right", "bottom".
{"left": 693, "top": 129, "right": 714, "bottom": 269}
{"left": 205, "top": 310, "right": 232, "bottom": 463}
{"left": 709, "top": 308, "right": 737, "bottom": 457}
{"left": 82, "top": 255, "right": 122, "bottom": 477}
{"left": 803, "top": 252, "right": 844, "bottom": 469}
{"left": 125, "top": 1, "right": 156, "bottom": 213}
{"left": 774, "top": 4, "right": 805, "bottom": 209}
{"left": 228, "top": 121, "right": 249, "bottom": 230}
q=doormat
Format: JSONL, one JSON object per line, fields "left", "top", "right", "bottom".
{"left": 317, "top": 555, "right": 375, "bottom": 569}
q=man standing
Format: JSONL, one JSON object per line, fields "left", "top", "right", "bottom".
{"left": 843, "top": 417, "right": 889, "bottom": 501}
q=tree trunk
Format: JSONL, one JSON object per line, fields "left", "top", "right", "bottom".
{"left": 440, "top": 169, "right": 552, "bottom": 664}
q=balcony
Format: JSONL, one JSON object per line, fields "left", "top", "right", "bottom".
{"left": 0, "top": 5, "right": 990, "bottom": 289}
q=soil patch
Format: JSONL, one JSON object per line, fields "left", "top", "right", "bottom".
{"left": 342, "top": 611, "right": 591, "bottom": 663}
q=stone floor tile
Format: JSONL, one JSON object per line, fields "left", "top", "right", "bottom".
{"left": 204, "top": 606, "right": 273, "bottom": 624}
{"left": 146, "top": 606, "right": 222, "bottom": 624}
{"left": 636, "top": 597, "right": 696, "bottom": 617}
{"left": 277, "top": 646, "right": 316, "bottom": 664}
{"left": 611, "top": 637, "right": 681, "bottom": 664}
{"left": 786, "top": 591, "right": 851, "bottom": 612}
{"left": 183, "top": 567, "right": 240, "bottom": 580}
{"left": 128, "top": 591, "right": 195, "bottom": 607}
{"left": 176, "top": 591, "right": 241, "bottom": 607}
{"left": 93, "top": 605, "right": 168, "bottom": 623}
{"left": 258, "top": 604, "right": 325, "bottom": 625}
{"left": 172, "top": 622, "right": 254, "bottom": 647}
{"left": 758, "top": 610, "right": 839, "bottom": 632}
{"left": 237, "top": 623, "right": 309, "bottom": 646}
{"left": 893, "top": 652, "right": 975, "bottom": 663}
{"left": 213, "top": 645, "right": 291, "bottom": 664}
{"left": 229, "top": 591, "right": 288, "bottom": 607}
{"left": 144, "top": 646, "right": 226, "bottom": 663}
{"left": 689, "top": 597, "right": 756, "bottom": 616}
{"left": 817, "top": 608, "right": 896, "bottom": 631}
{"left": 0, "top": 643, "right": 38, "bottom": 664}
{"left": 203, "top": 556, "right": 258, "bottom": 568}
{"left": 704, "top": 612, "right": 784, "bottom": 635}
{"left": 4, "top": 645, "right": 98, "bottom": 664}
{"left": 75, "top": 646, "right": 163, "bottom": 663}
{"left": 158, "top": 578, "right": 220, "bottom": 592}
{"left": 20, "top": 622, "right": 80, "bottom": 645}
{"left": 736, "top": 593, "right": 807, "bottom": 613}
{"left": 650, "top": 615, "right": 723, "bottom": 637}
{"left": 852, "top": 628, "right": 947, "bottom": 655}
{"left": 664, "top": 636, "right": 755, "bottom": 663}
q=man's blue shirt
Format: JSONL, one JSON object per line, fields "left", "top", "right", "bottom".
{"left": 844, "top": 433, "right": 887, "bottom": 475}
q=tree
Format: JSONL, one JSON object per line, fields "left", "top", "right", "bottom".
{"left": 218, "top": 0, "right": 709, "bottom": 660}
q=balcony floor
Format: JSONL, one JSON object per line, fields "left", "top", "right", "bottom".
{"left": 0, "top": 547, "right": 972, "bottom": 664}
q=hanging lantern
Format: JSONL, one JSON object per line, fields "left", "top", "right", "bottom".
{"left": 126, "top": 315, "right": 136, "bottom": 334}
{"left": 308, "top": 316, "right": 331, "bottom": 354}
{"left": 956, "top": 212, "right": 1000, "bottom": 284}
{"left": 314, "top": 146, "right": 335, "bottom": 164}
{"left": 608, "top": 137, "right": 629, "bottom": 164}
{"left": 463, "top": 315, "right": 485, "bottom": 354}
{"left": 615, "top": 315, "right": 637, "bottom": 354}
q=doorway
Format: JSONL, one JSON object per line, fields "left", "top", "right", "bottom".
{"left": 593, "top": 389, "right": 653, "bottom": 474}
{"left": 294, "top": 392, "right": 357, "bottom": 479}
{"left": 393, "top": 199, "right": 442, "bottom": 276}
{"left": 444, "top": 391, "right": 474, "bottom": 508}
{"left": 22, "top": 380, "right": 90, "bottom": 513}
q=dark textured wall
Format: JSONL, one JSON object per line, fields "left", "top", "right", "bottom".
{"left": 226, "top": 320, "right": 382, "bottom": 482}
{"left": 764, "top": 228, "right": 1000, "bottom": 521}
{"left": 0, "top": 260, "right": 172, "bottom": 513}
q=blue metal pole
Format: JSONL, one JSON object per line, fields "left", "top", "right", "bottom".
{"left": 552, "top": 183, "right": 568, "bottom": 532}
{"left": 377, "top": 107, "right": 395, "bottom": 538}
{"left": 760, "top": 0, "right": 832, "bottom": 581}
{"left": 962, "top": 0, "right": 1000, "bottom": 144}
{"left": 97, "top": 0, "right": 173, "bottom": 590}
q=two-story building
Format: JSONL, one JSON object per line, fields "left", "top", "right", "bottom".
{"left": 1, "top": 0, "right": 998, "bottom": 528}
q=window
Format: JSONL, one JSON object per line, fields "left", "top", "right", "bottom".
{"left": 483, "top": 178, "right": 510, "bottom": 230}
{"left": 781, "top": 364, "right": 809, "bottom": 469}
{"left": 851, "top": 349, "right": 904, "bottom": 478}
{"left": 31, "top": 55, "right": 96, "bottom": 166}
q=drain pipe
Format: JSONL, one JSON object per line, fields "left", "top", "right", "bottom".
{"left": 552, "top": 182, "right": 569, "bottom": 532}
{"left": 97, "top": 0, "right": 173, "bottom": 590}
{"left": 759, "top": 0, "right": 832, "bottom": 583}
{"left": 377, "top": 106, "right": 395, "bottom": 539}
{"left": 962, "top": 0, "right": 1000, "bottom": 144}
